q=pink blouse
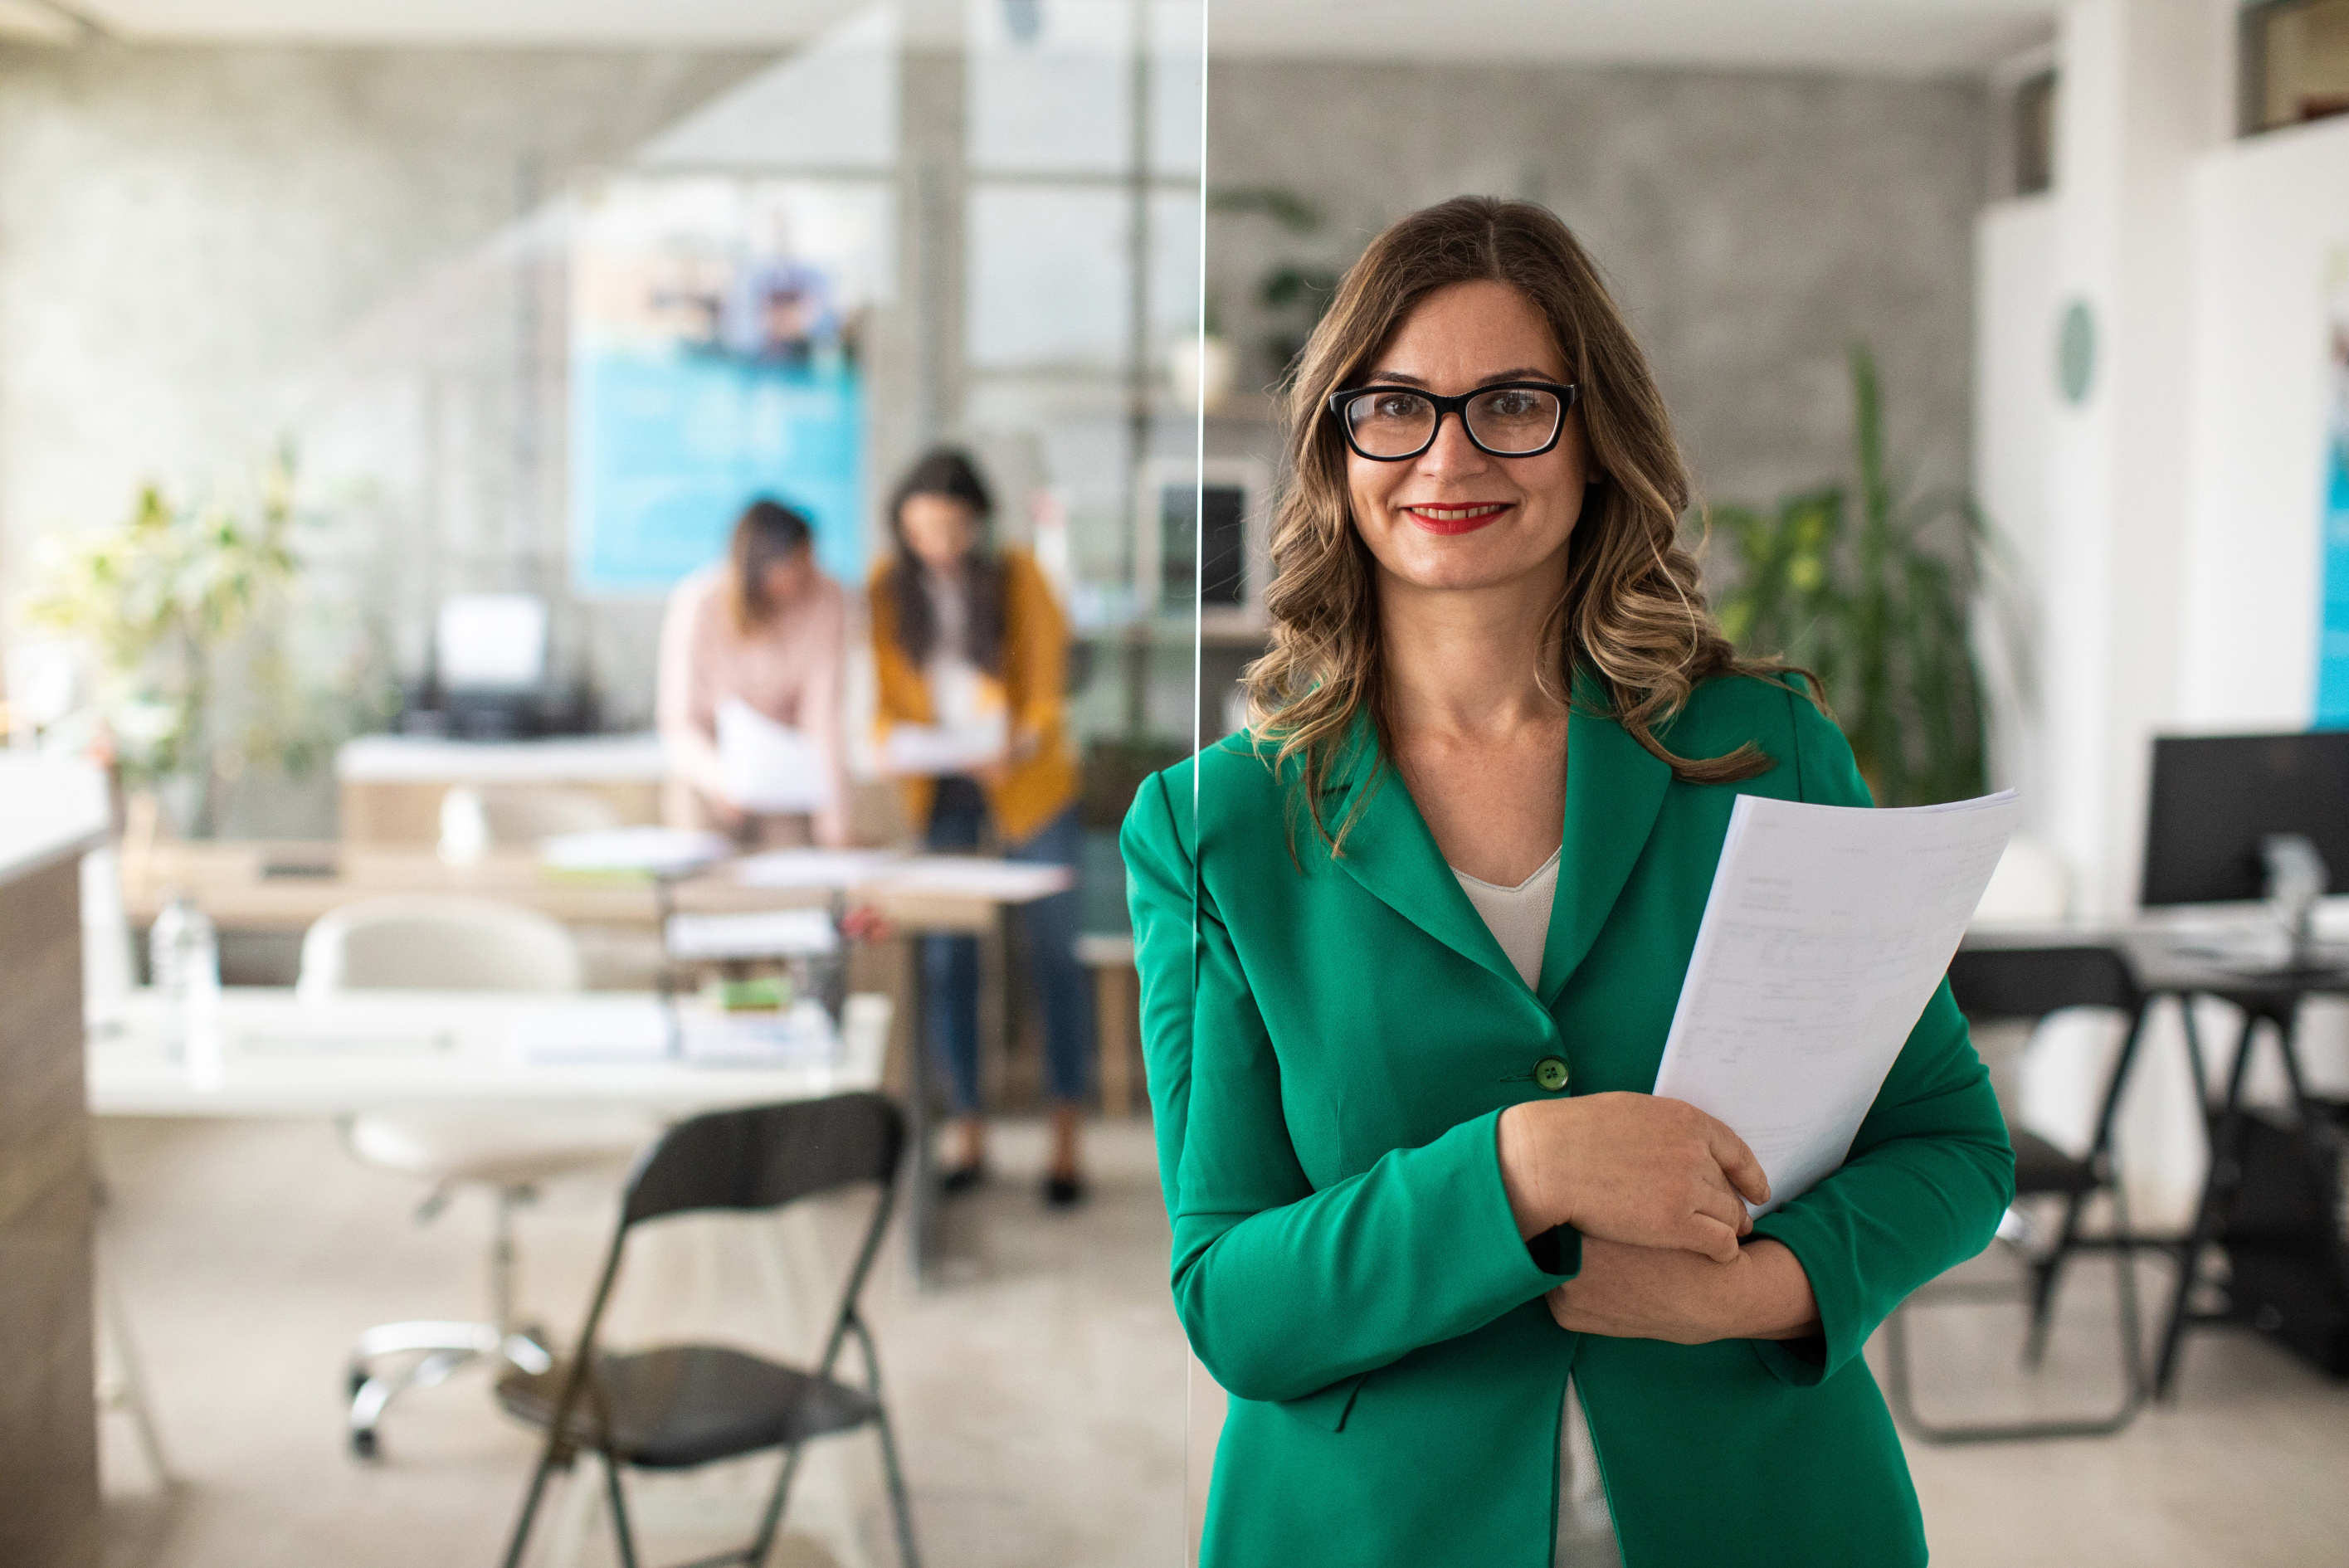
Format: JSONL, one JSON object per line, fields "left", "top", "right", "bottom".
{"left": 655, "top": 565, "right": 850, "bottom": 845}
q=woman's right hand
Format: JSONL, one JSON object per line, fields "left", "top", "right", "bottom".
{"left": 1497, "top": 1093, "right": 1770, "bottom": 1264}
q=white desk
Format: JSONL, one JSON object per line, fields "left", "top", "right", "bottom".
{"left": 85, "top": 984, "right": 897, "bottom": 1559}
{"left": 87, "top": 989, "right": 880, "bottom": 1119}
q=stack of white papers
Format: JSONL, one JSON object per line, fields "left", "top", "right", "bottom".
{"left": 509, "top": 1000, "right": 675, "bottom": 1063}
{"left": 665, "top": 908, "right": 840, "bottom": 960}
{"left": 675, "top": 999, "right": 840, "bottom": 1065}
{"left": 733, "top": 848, "right": 904, "bottom": 890}
{"left": 871, "top": 856, "right": 1074, "bottom": 903}
{"left": 509, "top": 998, "right": 838, "bottom": 1067}
{"left": 1652, "top": 790, "right": 2020, "bottom": 1214}
{"left": 716, "top": 698, "right": 833, "bottom": 813}
{"left": 540, "top": 827, "right": 733, "bottom": 874}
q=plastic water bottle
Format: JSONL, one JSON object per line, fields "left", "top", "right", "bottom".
{"left": 149, "top": 891, "right": 221, "bottom": 1079}
{"left": 149, "top": 890, "right": 219, "bottom": 1002}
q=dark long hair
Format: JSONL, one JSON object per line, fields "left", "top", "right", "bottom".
{"left": 727, "top": 497, "right": 816, "bottom": 634}
{"left": 886, "top": 448, "right": 1006, "bottom": 674}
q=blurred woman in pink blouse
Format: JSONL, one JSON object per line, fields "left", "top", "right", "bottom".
{"left": 657, "top": 498, "right": 851, "bottom": 849}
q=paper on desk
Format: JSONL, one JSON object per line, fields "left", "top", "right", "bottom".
{"left": 881, "top": 713, "right": 1008, "bottom": 777}
{"left": 1651, "top": 789, "right": 2020, "bottom": 1215}
{"left": 872, "top": 855, "right": 1074, "bottom": 903}
{"left": 733, "top": 848, "right": 904, "bottom": 890}
{"left": 675, "top": 999, "right": 840, "bottom": 1065}
{"left": 666, "top": 908, "right": 839, "bottom": 960}
{"left": 509, "top": 998, "right": 840, "bottom": 1067}
{"left": 509, "top": 1000, "right": 674, "bottom": 1063}
{"left": 540, "top": 826, "right": 732, "bottom": 874}
{"left": 716, "top": 698, "right": 833, "bottom": 813}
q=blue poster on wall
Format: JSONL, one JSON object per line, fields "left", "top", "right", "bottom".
{"left": 2317, "top": 252, "right": 2349, "bottom": 723}
{"left": 569, "top": 178, "right": 889, "bottom": 597}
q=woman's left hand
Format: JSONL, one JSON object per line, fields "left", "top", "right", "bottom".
{"left": 1543, "top": 1236, "right": 1820, "bottom": 1345}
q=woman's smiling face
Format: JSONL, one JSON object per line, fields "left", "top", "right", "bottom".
{"left": 1344, "top": 278, "right": 1590, "bottom": 594}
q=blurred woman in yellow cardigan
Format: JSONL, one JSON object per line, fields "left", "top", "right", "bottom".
{"left": 871, "top": 448, "right": 1094, "bottom": 1206}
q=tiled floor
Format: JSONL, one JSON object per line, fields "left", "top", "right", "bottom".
{"left": 90, "top": 1116, "right": 2349, "bottom": 1567}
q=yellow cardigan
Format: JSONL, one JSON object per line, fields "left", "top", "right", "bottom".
{"left": 869, "top": 549, "right": 1079, "bottom": 845}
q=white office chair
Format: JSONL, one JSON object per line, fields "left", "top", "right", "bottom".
{"left": 1971, "top": 835, "right": 2071, "bottom": 928}
{"left": 297, "top": 896, "right": 659, "bottom": 1459}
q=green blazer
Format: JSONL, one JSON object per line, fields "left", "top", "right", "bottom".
{"left": 1121, "top": 673, "right": 2013, "bottom": 1568}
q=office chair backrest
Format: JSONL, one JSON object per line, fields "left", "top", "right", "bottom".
{"left": 298, "top": 896, "right": 584, "bottom": 995}
{"left": 1947, "top": 944, "right": 2141, "bottom": 1025}
{"left": 622, "top": 1093, "right": 905, "bottom": 1230}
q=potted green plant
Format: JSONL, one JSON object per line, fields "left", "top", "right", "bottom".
{"left": 1706, "top": 347, "right": 2010, "bottom": 807}
{"left": 1207, "top": 185, "right": 1343, "bottom": 384}
{"left": 17, "top": 450, "right": 377, "bottom": 835}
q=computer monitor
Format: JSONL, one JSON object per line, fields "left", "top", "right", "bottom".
{"left": 2141, "top": 730, "right": 2349, "bottom": 907}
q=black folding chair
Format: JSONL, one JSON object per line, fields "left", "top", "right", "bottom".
{"left": 497, "top": 1093, "right": 920, "bottom": 1568}
{"left": 1884, "top": 943, "right": 2152, "bottom": 1443}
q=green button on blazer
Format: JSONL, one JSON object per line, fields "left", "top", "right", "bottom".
{"left": 1121, "top": 673, "right": 2015, "bottom": 1568}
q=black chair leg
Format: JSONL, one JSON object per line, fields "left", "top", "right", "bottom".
{"left": 2024, "top": 1190, "right": 2091, "bottom": 1366}
{"left": 874, "top": 1408, "right": 923, "bottom": 1568}
{"left": 502, "top": 1439, "right": 566, "bottom": 1568}
{"left": 1884, "top": 1235, "right": 2144, "bottom": 1443}
{"left": 743, "top": 1441, "right": 808, "bottom": 1568}
{"left": 603, "top": 1454, "right": 643, "bottom": 1568}
{"left": 2104, "top": 1177, "right": 2147, "bottom": 1415}
{"left": 850, "top": 1317, "right": 921, "bottom": 1568}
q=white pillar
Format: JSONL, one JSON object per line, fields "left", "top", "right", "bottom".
{"left": 2037, "top": 0, "right": 2234, "bottom": 920}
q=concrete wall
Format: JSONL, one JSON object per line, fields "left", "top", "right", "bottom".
{"left": 0, "top": 41, "right": 772, "bottom": 556}
{"left": 1205, "top": 59, "right": 1989, "bottom": 509}
{"left": 0, "top": 43, "right": 775, "bottom": 832}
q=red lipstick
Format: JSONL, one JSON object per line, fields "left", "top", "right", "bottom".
{"left": 1401, "top": 502, "right": 1511, "bottom": 536}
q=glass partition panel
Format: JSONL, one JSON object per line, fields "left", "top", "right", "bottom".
{"left": 4, "top": 3, "right": 1204, "bottom": 1561}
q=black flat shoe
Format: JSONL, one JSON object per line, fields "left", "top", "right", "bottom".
{"left": 938, "top": 1161, "right": 987, "bottom": 1197}
{"left": 1042, "top": 1171, "right": 1087, "bottom": 1210}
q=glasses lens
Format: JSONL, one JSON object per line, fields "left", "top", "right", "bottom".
{"left": 1464, "top": 386, "right": 1563, "bottom": 455}
{"left": 1345, "top": 390, "right": 1437, "bottom": 457}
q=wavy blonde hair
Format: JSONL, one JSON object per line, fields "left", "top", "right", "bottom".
{"left": 1245, "top": 195, "right": 1791, "bottom": 847}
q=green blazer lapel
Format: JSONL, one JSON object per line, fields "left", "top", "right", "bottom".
{"left": 1537, "top": 679, "right": 1673, "bottom": 1006}
{"left": 1318, "top": 713, "right": 1522, "bottom": 990}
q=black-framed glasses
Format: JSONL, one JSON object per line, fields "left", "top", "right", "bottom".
{"left": 1326, "top": 380, "right": 1580, "bottom": 461}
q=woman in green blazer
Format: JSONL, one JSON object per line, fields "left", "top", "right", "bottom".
{"left": 1123, "top": 197, "right": 2012, "bottom": 1567}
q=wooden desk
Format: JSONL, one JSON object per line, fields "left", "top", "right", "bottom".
{"left": 0, "top": 759, "right": 109, "bottom": 1568}
{"left": 119, "top": 842, "right": 1013, "bottom": 937}
{"left": 334, "top": 733, "right": 666, "bottom": 844}
{"left": 1076, "top": 933, "right": 1142, "bottom": 1118}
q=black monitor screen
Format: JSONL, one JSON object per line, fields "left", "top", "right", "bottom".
{"left": 2141, "top": 730, "right": 2349, "bottom": 906}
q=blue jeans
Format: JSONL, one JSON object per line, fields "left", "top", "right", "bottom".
{"left": 921, "top": 779, "right": 1095, "bottom": 1114}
